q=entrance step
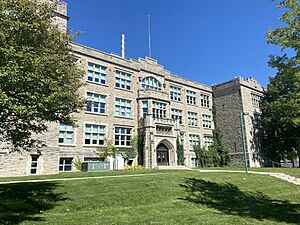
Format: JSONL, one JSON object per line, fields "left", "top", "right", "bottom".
{"left": 156, "top": 166, "right": 191, "bottom": 170}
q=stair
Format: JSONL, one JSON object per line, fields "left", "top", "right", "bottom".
{"left": 156, "top": 165, "right": 191, "bottom": 170}
{"left": 269, "top": 173, "right": 300, "bottom": 186}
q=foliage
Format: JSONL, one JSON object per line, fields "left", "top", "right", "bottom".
{"left": 176, "top": 137, "right": 185, "bottom": 165}
{"left": 127, "top": 135, "right": 138, "bottom": 159}
{"left": 259, "top": 0, "right": 300, "bottom": 166}
{"left": 0, "top": 0, "right": 84, "bottom": 149}
{"left": 97, "top": 139, "right": 118, "bottom": 159}
{"left": 137, "top": 132, "right": 145, "bottom": 165}
{"left": 124, "top": 165, "right": 145, "bottom": 170}
{"left": 72, "top": 156, "right": 82, "bottom": 171}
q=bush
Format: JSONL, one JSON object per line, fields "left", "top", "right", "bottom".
{"left": 124, "top": 165, "right": 145, "bottom": 170}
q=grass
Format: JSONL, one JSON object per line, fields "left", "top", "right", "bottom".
{"left": 1, "top": 170, "right": 300, "bottom": 225}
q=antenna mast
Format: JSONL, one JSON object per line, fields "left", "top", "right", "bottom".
{"left": 148, "top": 15, "right": 151, "bottom": 58}
{"left": 121, "top": 33, "right": 125, "bottom": 59}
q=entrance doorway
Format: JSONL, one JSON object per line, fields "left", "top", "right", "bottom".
{"left": 156, "top": 143, "right": 169, "bottom": 166}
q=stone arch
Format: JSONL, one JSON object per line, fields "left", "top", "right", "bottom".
{"left": 156, "top": 139, "right": 176, "bottom": 166}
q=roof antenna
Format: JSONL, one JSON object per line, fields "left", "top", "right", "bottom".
{"left": 121, "top": 33, "right": 125, "bottom": 59}
{"left": 148, "top": 15, "right": 151, "bottom": 58}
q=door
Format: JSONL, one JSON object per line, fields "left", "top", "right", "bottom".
{"left": 156, "top": 143, "right": 169, "bottom": 166}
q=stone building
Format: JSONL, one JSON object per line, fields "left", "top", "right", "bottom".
{"left": 213, "top": 77, "right": 264, "bottom": 167}
{"left": 0, "top": 0, "right": 264, "bottom": 176}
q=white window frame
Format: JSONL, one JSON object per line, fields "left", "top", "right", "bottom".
{"left": 87, "top": 62, "right": 107, "bottom": 85}
{"left": 115, "top": 70, "right": 132, "bottom": 90}
{"left": 202, "top": 114, "right": 212, "bottom": 128}
{"left": 84, "top": 124, "right": 106, "bottom": 146}
{"left": 188, "top": 112, "right": 198, "bottom": 127}
{"left": 114, "top": 127, "right": 132, "bottom": 146}
{"left": 115, "top": 98, "right": 132, "bottom": 117}
{"left": 201, "top": 94, "right": 210, "bottom": 108}
{"left": 171, "top": 108, "right": 183, "bottom": 124}
{"left": 58, "top": 124, "right": 74, "bottom": 145}
{"left": 152, "top": 101, "right": 167, "bottom": 118}
{"left": 187, "top": 90, "right": 196, "bottom": 105}
{"left": 170, "top": 86, "right": 181, "bottom": 101}
{"left": 86, "top": 92, "right": 106, "bottom": 114}
{"left": 189, "top": 134, "right": 200, "bottom": 150}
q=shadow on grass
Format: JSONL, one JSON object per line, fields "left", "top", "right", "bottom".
{"left": 0, "top": 182, "right": 67, "bottom": 224}
{"left": 180, "top": 178, "right": 300, "bottom": 224}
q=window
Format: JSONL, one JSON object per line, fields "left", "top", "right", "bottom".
{"left": 30, "top": 155, "right": 39, "bottom": 174}
{"left": 58, "top": 124, "right": 74, "bottom": 144}
{"left": 152, "top": 101, "right": 166, "bottom": 118}
{"left": 142, "top": 101, "right": 148, "bottom": 118}
{"left": 141, "top": 76, "right": 162, "bottom": 91}
{"left": 115, "top": 127, "right": 132, "bottom": 146}
{"left": 204, "top": 135, "right": 213, "bottom": 147}
{"left": 253, "top": 113, "right": 261, "bottom": 128}
{"left": 189, "top": 134, "right": 200, "bottom": 150}
{"left": 171, "top": 108, "right": 183, "bottom": 124}
{"left": 251, "top": 93, "right": 261, "bottom": 108}
{"left": 156, "top": 126, "right": 172, "bottom": 135}
{"left": 188, "top": 112, "right": 198, "bottom": 126}
{"left": 170, "top": 86, "right": 181, "bottom": 101}
{"left": 59, "top": 157, "right": 73, "bottom": 172}
{"left": 202, "top": 114, "right": 212, "bottom": 128}
{"left": 87, "top": 62, "right": 106, "bottom": 84}
{"left": 86, "top": 92, "right": 106, "bottom": 114}
{"left": 115, "top": 70, "right": 132, "bottom": 90}
{"left": 201, "top": 94, "right": 210, "bottom": 108}
{"left": 187, "top": 90, "right": 196, "bottom": 105}
{"left": 84, "top": 124, "right": 105, "bottom": 145}
{"left": 115, "top": 98, "right": 132, "bottom": 117}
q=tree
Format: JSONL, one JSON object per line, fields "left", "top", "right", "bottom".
{"left": 0, "top": 0, "right": 84, "bottom": 149}
{"left": 176, "top": 137, "right": 184, "bottom": 165}
{"left": 260, "top": 0, "right": 300, "bottom": 166}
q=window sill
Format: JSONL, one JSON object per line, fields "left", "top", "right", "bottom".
{"left": 85, "top": 112, "right": 108, "bottom": 116}
{"left": 170, "top": 100, "right": 182, "bottom": 103}
{"left": 114, "top": 115, "right": 134, "bottom": 120}
{"left": 188, "top": 125, "right": 199, "bottom": 128}
{"left": 58, "top": 144, "right": 76, "bottom": 147}
{"left": 202, "top": 127, "right": 213, "bottom": 130}
{"left": 115, "top": 145, "right": 132, "bottom": 148}
{"left": 186, "top": 103, "right": 197, "bottom": 107}
{"left": 83, "top": 145, "right": 105, "bottom": 148}
{"left": 86, "top": 80, "right": 109, "bottom": 87}
{"left": 115, "top": 87, "right": 133, "bottom": 93}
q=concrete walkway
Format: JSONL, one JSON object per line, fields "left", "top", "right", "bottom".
{"left": 0, "top": 170, "right": 299, "bottom": 186}
{"left": 199, "top": 169, "right": 300, "bottom": 186}
{"left": 0, "top": 173, "right": 161, "bottom": 185}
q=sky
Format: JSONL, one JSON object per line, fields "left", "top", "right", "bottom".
{"left": 64, "top": 0, "right": 287, "bottom": 87}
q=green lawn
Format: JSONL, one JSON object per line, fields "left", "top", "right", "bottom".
{"left": 1, "top": 170, "right": 300, "bottom": 225}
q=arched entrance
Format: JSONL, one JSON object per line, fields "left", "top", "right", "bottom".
{"left": 156, "top": 143, "right": 169, "bottom": 166}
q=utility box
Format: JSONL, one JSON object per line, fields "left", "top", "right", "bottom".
{"left": 81, "top": 161, "right": 110, "bottom": 172}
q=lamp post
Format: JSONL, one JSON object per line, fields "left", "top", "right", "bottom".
{"left": 240, "top": 112, "right": 249, "bottom": 174}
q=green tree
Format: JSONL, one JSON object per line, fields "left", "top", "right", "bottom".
{"left": 0, "top": 0, "right": 84, "bottom": 149}
{"left": 176, "top": 137, "right": 184, "bottom": 165}
{"left": 260, "top": 0, "right": 300, "bottom": 166}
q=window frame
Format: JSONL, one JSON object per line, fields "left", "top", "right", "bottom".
{"left": 114, "top": 127, "right": 132, "bottom": 146}
{"left": 87, "top": 62, "right": 107, "bottom": 85}
{"left": 115, "top": 70, "right": 132, "bottom": 91}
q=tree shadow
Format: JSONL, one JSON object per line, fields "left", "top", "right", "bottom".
{"left": 179, "top": 178, "right": 300, "bottom": 224}
{"left": 0, "top": 182, "right": 67, "bottom": 224}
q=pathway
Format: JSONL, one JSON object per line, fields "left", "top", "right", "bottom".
{"left": 199, "top": 169, "right": 300, "bottom": 186}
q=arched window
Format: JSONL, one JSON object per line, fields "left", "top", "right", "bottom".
{"left": 141, "top": 76, "right": 162, "bottom": 91}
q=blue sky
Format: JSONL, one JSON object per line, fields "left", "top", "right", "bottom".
{"left": 65, "top": 0, "right": 286, "bottom": 87}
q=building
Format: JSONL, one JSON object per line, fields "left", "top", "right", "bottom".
{"left": 0, "top": 0, "right": 263, "bottom": 176}
{"left": 213, "top": 77, "right": 264, "bottom": 167}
